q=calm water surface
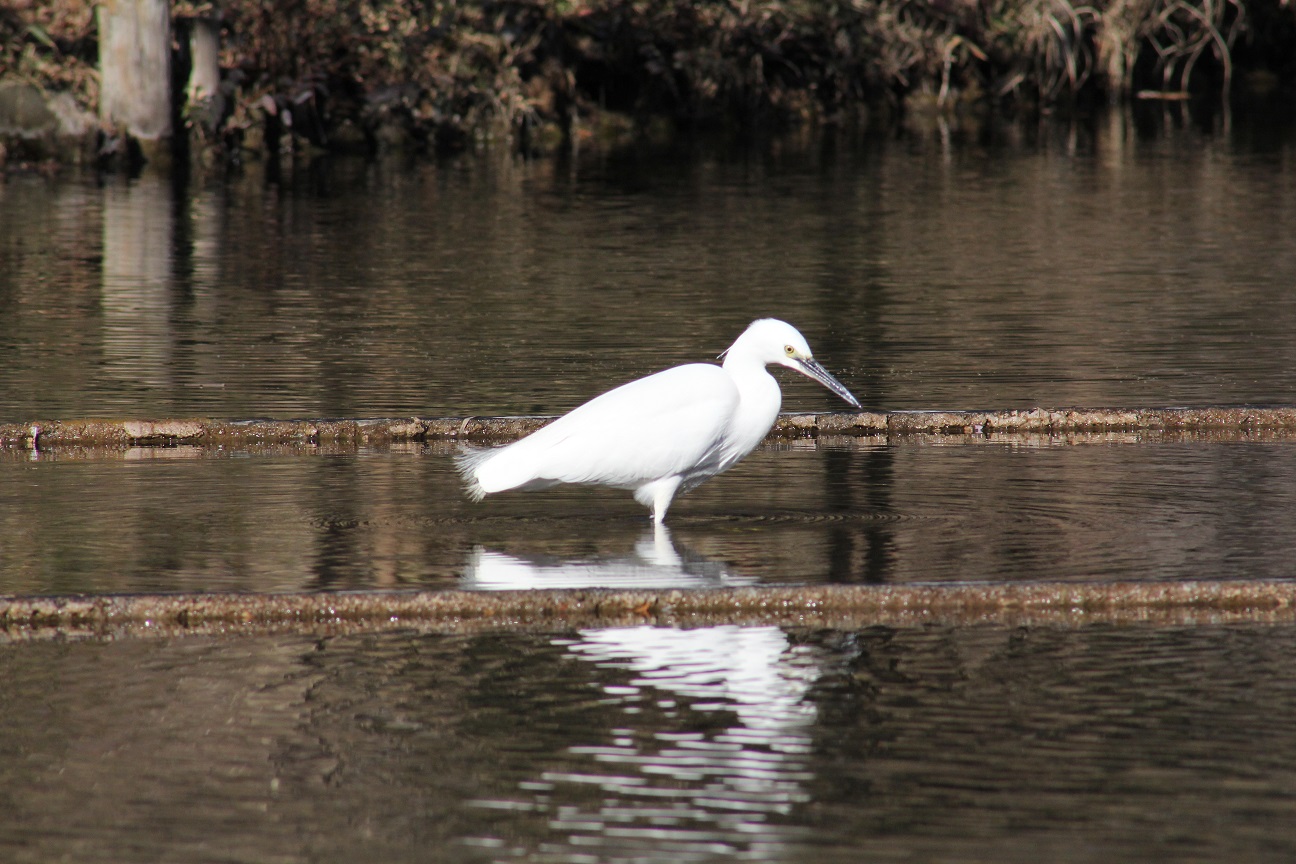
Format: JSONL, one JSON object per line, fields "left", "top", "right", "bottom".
{"left": 3, "top": 105, "right": 1296, "bottom": 860}
{"left": 3, "top": 623, "right": 1296, "bottom": 862}
{"left": 2, "top": 109, "right": 1296, "bottom": 419}
{"left": 3, "top": 436, "right": 1296, "bottom": 594}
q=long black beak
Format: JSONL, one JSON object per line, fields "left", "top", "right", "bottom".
{"left": 796, "top": 358, "right": 861, "bottom": 409}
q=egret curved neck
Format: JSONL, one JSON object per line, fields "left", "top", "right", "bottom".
{"left": 721, "top": 355, "right": 782, "bottom": 456}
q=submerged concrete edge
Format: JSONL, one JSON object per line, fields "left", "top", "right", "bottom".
{"left": 3, "top": 406, "right": 1296, "bottom": 449}
{"left": 2, "top": 581, "right": 1295, "bottom": 641}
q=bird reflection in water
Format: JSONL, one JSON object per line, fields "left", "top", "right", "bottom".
{"left": 464, "top": 623, "right": 822, "bottom": 860}
{"left": 459, "top": 524, "right": 822, "bottom": 859}
{"left": 460, "top": 525, "right": 754, "bottom": 591}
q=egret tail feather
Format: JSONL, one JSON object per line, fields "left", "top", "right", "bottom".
{"left": 454, "top": 446, "right": 494, "bottom": 501}
{"left": 452, "top": 319, "right": 859, "bottom": 522}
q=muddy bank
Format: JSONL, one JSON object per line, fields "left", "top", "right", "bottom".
{"left": 2, "top": 579, "right": 1294, "bottom": 642}
{"left": 2, "top": 407, "right": 1295, "bottom": 449}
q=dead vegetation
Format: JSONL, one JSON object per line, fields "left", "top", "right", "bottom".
{"left": 0, "top": 0, "right": 1289, "bottom": 158}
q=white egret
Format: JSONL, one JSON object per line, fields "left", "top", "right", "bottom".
{"left": 456, "top": 318, "right": 860, "bottom": 523}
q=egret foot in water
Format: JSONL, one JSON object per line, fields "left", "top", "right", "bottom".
{"left": 456, "top": 318, "right": 860, "bottom": 523}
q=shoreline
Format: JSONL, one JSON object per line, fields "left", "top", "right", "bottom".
{"left": 2, "top": 0, "right": 1293, "bottom": 169}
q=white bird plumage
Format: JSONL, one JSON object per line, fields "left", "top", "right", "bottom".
{"left": 456, "top": 318, "right": 860, "bottom": 523}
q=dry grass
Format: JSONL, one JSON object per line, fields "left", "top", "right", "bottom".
{"left": 0, "top": 0, "right": 98, "bottom": 107}
{"left": 0, "top": 0, "right": 1285, "bottom": 156}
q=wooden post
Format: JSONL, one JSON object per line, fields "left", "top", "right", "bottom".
{"left": 97, "top": 0, "right": 172, "bottom": 149}
{"left": 184, "top": 17, "right": 224, "bottom": 136}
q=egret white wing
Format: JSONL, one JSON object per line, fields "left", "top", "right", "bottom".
{"left": 466, "top": 364, "right": 738, "bottom": 494}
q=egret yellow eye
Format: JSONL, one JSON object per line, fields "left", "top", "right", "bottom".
{"left": 457, "top": 319, "right": 861, "bottom": 523}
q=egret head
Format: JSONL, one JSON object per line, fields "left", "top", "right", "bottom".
{"left": 735, "top": 319, "right": 862, "bottom": 409}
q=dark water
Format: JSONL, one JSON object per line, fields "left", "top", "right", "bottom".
{"left": 3, "top": 109, "right": 1296, "bottom": 421}
{"left": 3, "top": 436, "right": 1296, "bottom": 595}
{"left": 3, "top": 623, "right": 1296, "bottom": 862}
{"left": 4, "top": 105, "right": 1296, "bottom": 861}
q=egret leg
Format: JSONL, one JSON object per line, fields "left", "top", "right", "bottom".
{"left": 652, "top": 480, "right": 679, "bottom": 523}
{"left": 635, "top": 476, "right": 684, "bottom": 524}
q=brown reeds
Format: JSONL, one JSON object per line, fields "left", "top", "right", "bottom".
{"left": 0, "top": 0, "right": 1284, "bottom": 161}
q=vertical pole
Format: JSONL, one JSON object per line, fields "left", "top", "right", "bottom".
{"left": 185, "top": 17, "right": 224, "bottom": 135}
{"left": 97, "top": 0, "right": 172, "bottom": 147}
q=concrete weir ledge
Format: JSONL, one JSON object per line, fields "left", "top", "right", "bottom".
{"left": 4, "top": 406, "right": 1296, "bottom": 640}
{"left": 3, "top": 581, "right": 1296, "bottom": 641}
{"left": 3, "top": 406, "right": 1296, "bottom": 448}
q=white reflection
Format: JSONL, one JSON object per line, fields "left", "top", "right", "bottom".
{"left": 570, "top": 625, "right": 819, "bottom": 737}
{"left": 471, "top": 625, "right": 821, "bottom": 861}
{"left": 102, "top": 175, "right": 173, "bottom": 387}
{"left": 460, "top": 525, "right": 754, "bottom": 590}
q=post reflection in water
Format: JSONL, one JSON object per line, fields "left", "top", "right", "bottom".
{"left": 465, "top": 624, "right": 822, "bottom": 861}
{"left": 101, "top": 175, "right": 176, "bottom": 391}
{"left": 460, "top": 525, "right": 755, "bottom": 591}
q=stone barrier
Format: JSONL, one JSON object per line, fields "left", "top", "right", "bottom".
{"left": 2, "top": 580, "right": 1294, "bottom": 641}
{"left": 3, "top": 407, "right": 1296, "bottom": 449}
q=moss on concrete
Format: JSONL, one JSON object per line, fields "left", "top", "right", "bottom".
{"left": 2, "top": 579, "right": 1294, "bottom": 642}
{"left": 3, "top": 407, "right": 1296, "bottom": 450}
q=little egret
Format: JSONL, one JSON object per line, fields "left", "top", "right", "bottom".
{"left": 456, "top": 318, "right": 860, "bottom": 523}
